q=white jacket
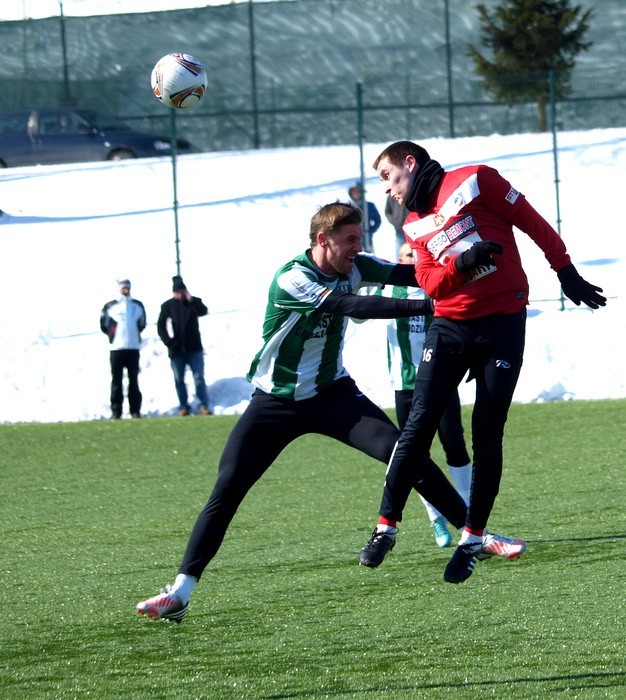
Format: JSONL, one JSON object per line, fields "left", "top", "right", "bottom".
{"left": 100, "top": 296, "right": 146, "bottom": 350}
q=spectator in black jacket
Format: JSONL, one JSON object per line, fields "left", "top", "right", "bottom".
{"left": 384, "top": 194, "right": 410, "bottom": 258}
{"left": 157, "top": 276, "right": 211, "bottom": 416}
{"left": 348, "top": 183, "right": 381, "bottom": 253}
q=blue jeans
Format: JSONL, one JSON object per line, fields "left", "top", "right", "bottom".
{"left": 170, "top": 351, "right": 209, "bottom": 410}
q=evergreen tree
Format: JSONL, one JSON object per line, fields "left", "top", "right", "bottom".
{"left": 467, "top": 0, "right": 593, "bottom": 131}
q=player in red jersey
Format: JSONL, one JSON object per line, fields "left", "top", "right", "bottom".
{"left": 359, "top": 140, "right": 606, "bottom": 583}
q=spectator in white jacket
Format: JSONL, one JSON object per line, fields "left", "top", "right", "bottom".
{"left": 100, "top": 279, "right": 146, "bottom": 419}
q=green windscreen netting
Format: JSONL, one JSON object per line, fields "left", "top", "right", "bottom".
{"left": 0, "top": 0, "right": 624, "bottom": 153}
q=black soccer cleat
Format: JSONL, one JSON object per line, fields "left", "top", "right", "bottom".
{"left": 443, "top": 542, "right": 482, "bottom": 584}
{"left": 359, "top": 528, "right": 397, "bottom": 568}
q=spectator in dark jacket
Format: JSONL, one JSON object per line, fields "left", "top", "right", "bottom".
{"left": 157, "top": 276, "right": 211, "bottom": 416}
{"left": 384, "top": 194, "right": 410, "bottom": 257}
{"left": 348, "top": 183, "right": 381, "bottom": 253}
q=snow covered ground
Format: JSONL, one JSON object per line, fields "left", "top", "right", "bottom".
{"left": 0, "top": 127, "right": 624, "bottom": 423}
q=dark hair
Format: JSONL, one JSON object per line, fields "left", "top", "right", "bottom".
{"left": 373, "top": 140, "right": 431, "bottom": 170}
{"left": 309, "top": 202, "right": 362, "bottom": 247}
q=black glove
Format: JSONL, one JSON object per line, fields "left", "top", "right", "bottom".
{"left": 557, "top": 263, "right": 607, "bottom": 309}
{"left": 455, "top": 241, "right": 503, "bottom": 273}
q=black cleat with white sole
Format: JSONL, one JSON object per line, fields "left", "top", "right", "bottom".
{"left": 359, "top": 528, "right": 397, "bottom": 568}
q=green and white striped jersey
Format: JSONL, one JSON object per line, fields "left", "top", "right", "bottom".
{"left": 385, "top": 286, "right": 432, "bottom": 391}
{"left": 247, "top": 250, "right": 397, "bottom": 400}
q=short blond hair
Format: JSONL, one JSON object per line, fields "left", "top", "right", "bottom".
{"left": 309, "top": 202, "right": 362, "bottom": 247}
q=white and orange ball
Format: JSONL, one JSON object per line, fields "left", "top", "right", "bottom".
{"left": 151, "top": 52, "right": 207, "bottom": 109}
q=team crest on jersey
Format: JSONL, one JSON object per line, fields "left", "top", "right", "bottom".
{"left": 433, "top": 213, "right": 445, "bottom": 227}
{"left": 454, "top": 192, "right": 466, "bottom": 208}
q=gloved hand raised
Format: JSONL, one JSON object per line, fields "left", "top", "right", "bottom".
{"left": 455, "top": 241, "right": 503, "bottom": 273}
{"left": 557, "top": 263, "right": 607, "bottom": 309}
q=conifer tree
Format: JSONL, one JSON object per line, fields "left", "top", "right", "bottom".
{"left": 467, "top": 0, "right": 593, "bottom": 131}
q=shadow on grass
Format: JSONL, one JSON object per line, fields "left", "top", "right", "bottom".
{"left": 264, "top": 670, "right": 626, "bottom": 699}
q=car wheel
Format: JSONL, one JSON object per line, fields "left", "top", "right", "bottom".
{"left": 108, "top": 149, "right": 136, "bottom": 161}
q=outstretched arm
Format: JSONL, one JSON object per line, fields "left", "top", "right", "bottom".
{"left": 385, "top": 263, "right": 419, "bottom": 287}
{"left": 320, "top": 289, "right": 433, "bottom": 320}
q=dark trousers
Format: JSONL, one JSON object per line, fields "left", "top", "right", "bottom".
{"left": 395, "top": 388, "right": 470, "bottom": 467}
{"left": 381, "top": 310, "right": 526, "bottom": 531}
{"left": 110, "top": 349, "right": 141, "bottom": 417}
{"left": 178, "top": 377, "right": 466, "bottom": 579}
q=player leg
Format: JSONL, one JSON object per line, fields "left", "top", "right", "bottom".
{"left": 444, "top": 310, "right": 527, "bottom": 584}
{"left": 394, "top": 389, "right": 413, "bottom": 431}
{"left": 308, "top": 377, "right": 466, "bottom": 565}
{"left": 358, "top": 321, "right": 471, "bottom": 567}
{"left": 380, "top": 320, "right": 470, "bottom": 526}
{"left": 417, "top": 390, "right": 471, "bottom": 547}
{"left": 177, "top": 391, "right": 304, "bottom": 579}
{"left": 137, "top": 390, "right": 304, "bottom": 622}
{"left": 467, "top": 310, "right": 526, "bottom": 531}
{"left": 437, "top": 389, "right": 471, "bottom": 505}
{"left": 305, "top": 377, "right": 406, "bottom": 566}
{"left": 398, "top": 387, "right": 452, "bottom": 545}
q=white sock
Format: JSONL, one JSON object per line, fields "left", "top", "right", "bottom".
{"left": 419, "top": 494, "right": 442, "bottom": 522}
{"left": 449, "top": 462, "right": 472, "bottom": 506}
{"left": 170, "top": 573, "right": 197, "bottom": 605}
{"left": 376, "top": 523, "right": 398, "bottom": 536}
{"left": 458, "top": 528, "right": 483, "bottom": 546}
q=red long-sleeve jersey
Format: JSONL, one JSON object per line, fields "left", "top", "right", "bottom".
{"left": 402, "top": 165, "right": 570, "bottom": 320}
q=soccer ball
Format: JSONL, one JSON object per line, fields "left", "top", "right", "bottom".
{"left": 151, "top": 52, "right": 207, "bottom": 109}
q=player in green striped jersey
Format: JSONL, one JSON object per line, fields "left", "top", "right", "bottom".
{"left": 137, "top": 202, "right": 470, "bottom": 623}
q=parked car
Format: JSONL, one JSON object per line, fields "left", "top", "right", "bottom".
{"left": 0, "top": 108, "right": 194, "bottom": 167}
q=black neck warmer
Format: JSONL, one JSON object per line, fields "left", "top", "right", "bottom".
{"left": 406, "top": 159, "right": 445, "bottom": 214}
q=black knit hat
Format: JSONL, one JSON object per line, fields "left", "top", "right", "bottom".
{"left": 172, "top": 275, "right": 187, "bottom": 291}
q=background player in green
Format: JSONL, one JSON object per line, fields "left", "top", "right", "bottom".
{"left": 137, "top": 202, "right": 523, "bottom": 623}
{"left": 384, "top": 242, "right": 471, "bottom": 548}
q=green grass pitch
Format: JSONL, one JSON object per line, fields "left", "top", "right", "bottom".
{"left": 1, "top": 399, "right": 624, "bottom": 699}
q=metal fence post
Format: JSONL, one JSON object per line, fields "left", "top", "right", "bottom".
{"left": 58, "top": 1, "right": 72, "bottom": 105}
{"left": 444, "top": 0, "right": 455, "bottom": 138}
{"left": 248, "top": 0, "right": 260, "bottom": 149}
{"left": 356, "top": 81, "right": 372, "bottom": 252}
{"left": 549, "top": 69, "right": 564, "bottom": 310}
{"left": 169, "top": 109, "right": 181, "bottom": 277}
